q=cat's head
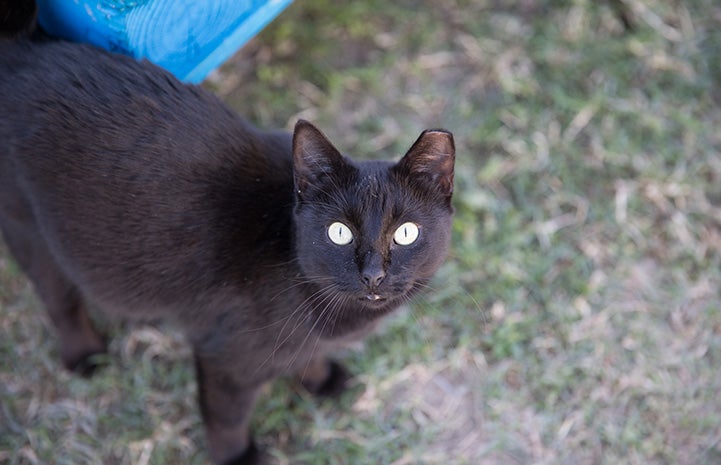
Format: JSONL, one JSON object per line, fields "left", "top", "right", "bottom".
{"left": 292, "top": 120, "right": 454, "bottom": 311}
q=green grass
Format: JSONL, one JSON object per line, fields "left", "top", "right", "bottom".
{"left": 3, "top": 0, "right": 721, "bottom": 463}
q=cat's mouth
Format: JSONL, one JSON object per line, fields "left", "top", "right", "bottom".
{"left": 355, "top": 283, "right": 417, "bottom": 308}
{"left": 358, "top": 293, "right": 392, "bottom": 309}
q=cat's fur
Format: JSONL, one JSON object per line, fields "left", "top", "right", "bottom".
{"left": 0, "top": 2, "right": 455, "bottom": 464}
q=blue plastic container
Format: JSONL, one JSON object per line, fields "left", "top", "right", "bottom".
{"left": 36, "top": 0, "right": 293, "bottom": 83}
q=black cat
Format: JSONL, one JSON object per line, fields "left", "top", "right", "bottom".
{"left": 0, "top": 2, "right": 455, "bottom": 464}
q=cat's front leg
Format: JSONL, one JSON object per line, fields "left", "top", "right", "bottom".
{"left": 194, "top": 354, "right": 263, "bottom": 465}
{"left": 297, "top": 357, "right": 351, "bottom": 398}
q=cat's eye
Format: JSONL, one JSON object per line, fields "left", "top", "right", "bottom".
{"left": 393, "top": 222, "right": 420, "bottom": 246}
{"left": 328, "top": 222, "right": 353, "bottom": 245}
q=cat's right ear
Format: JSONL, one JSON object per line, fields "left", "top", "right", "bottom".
{"left": 395, "top": 128, "right": 455, "bottom": 201}
{"left": 292, "top": 120, "right": 348, "bottom": 198}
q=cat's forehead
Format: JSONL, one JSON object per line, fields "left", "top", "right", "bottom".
{"left": 353, "top": 160, "right": 394, "bottom": 186}
{"left": 355, "top": 173, "right": 389, "bottom": 198}
{"left": 305, "top": 159, "right": 426, "bottom": 225}
{"left": 350, "top": 161, "right": 400, "bottom": 203}
{"left": 339, "top": 162, "right": 414, "bottom": 223}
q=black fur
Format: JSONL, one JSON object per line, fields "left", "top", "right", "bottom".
{"left": 0, "top": 2, "right": 455, "bottom": 463}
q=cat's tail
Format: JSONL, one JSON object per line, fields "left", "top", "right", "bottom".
{"left": 0, "top": 0, "right": 38, "bottom": 40}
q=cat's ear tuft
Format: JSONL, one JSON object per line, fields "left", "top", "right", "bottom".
{"left": 396, "top": 129, "right": 455, "bottom": 198}
{"left": 293, "top": 120, "right": 347, "bottom": 197}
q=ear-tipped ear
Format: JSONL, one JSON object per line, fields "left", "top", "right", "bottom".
{"left": 293, "top": 120, "right": 349, "bottom": 197}
{"left": 395, "top": 129, "right": 455, "bottom": 198}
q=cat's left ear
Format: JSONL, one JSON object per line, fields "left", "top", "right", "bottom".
{"left": 395, "top": 129, "right": 455, "bottom": 199}
{"left": 293, "top": 120, "right": 350, "bottom": 198}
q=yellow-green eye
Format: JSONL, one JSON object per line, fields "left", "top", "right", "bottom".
{"left": 393, "top": 222, "right": 419, "bottom": 245}
{"left": 328, "top": 222, "right": 353, "bottom": 245}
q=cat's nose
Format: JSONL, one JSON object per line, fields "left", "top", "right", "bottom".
{"left": 361, "top": 268, "right": 386, "bottom": 288}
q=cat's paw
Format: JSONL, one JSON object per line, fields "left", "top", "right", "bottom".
{"left": 63, "top": 347, "right": 108, "bottom": 378}
{"left": 303, "top": 361, "right": 352, "bottom": 398}
{"left": 221, "top": 440, "right": 260, "bottom": 465}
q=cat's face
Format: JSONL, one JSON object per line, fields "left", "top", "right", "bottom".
{"left": 292, "top": 121, "right": 454, "bottom": 311}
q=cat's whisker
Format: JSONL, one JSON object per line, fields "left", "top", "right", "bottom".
{"left": 297, "top": 290, "right": 345, "bottom": 381}
{"left": 411, "top": 279, "right": 488, "bottom": 330}
{"left": 263, "top": 256, "right": 301, "bottom": 269}
{"left": 297, "top": 287, "right": 346, "bottom": 363}
{"left": 269, "top": 275, "right": 333, "bottom": 302}
{"left": 273, "top": 282, "right": 340, "bottom": 345}
{"left": 271, "top": 285, "right": 332, "bottom": 350}
{"left": 225, "top": 282, "right": 335, "bottom": 336}
{"left": 253, "top": 284, "right": 336, "bottom": 375}
{"left": 286, "top": 285, "right": 343, "bottom": 372}
{"left": 405, "top": 288, "right": 487, "bottom": 380}
{"left": 231, "top": 317, "right": 288, "bottom": 334}
{"left": 399, "top": 292, "right": 435, "bottom": 351}
{"left": 328, "top": 295, "right": 349, "bottom": 348}
{"left": 424, "top": 280, "right": 487, "bottom": 325}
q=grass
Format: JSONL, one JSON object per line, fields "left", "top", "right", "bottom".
{"left": 2, "top": 0, "right": 721, "bottom": 463}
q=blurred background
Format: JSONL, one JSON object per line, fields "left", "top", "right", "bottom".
{"left": 1, "top": 0, "right": 720, "bottom": 464}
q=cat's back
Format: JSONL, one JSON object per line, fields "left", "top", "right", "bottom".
{"left": 1, "top": 37, "right": 256, "bottom": 167}
{"left": 0, "top": 35, "right": 293, "bottom": 218}
{"left": 0, "top": 35, "right": 293, "bottom": 199}
{"left": 0, "top": 36, "right": 295, "bottom": 307}
{"left": 0, "top": 0, "right": 283, "bottom": 180}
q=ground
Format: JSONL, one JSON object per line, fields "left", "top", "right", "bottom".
{"left": 1, "top": 0, "right": 721, "bottom": 464}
